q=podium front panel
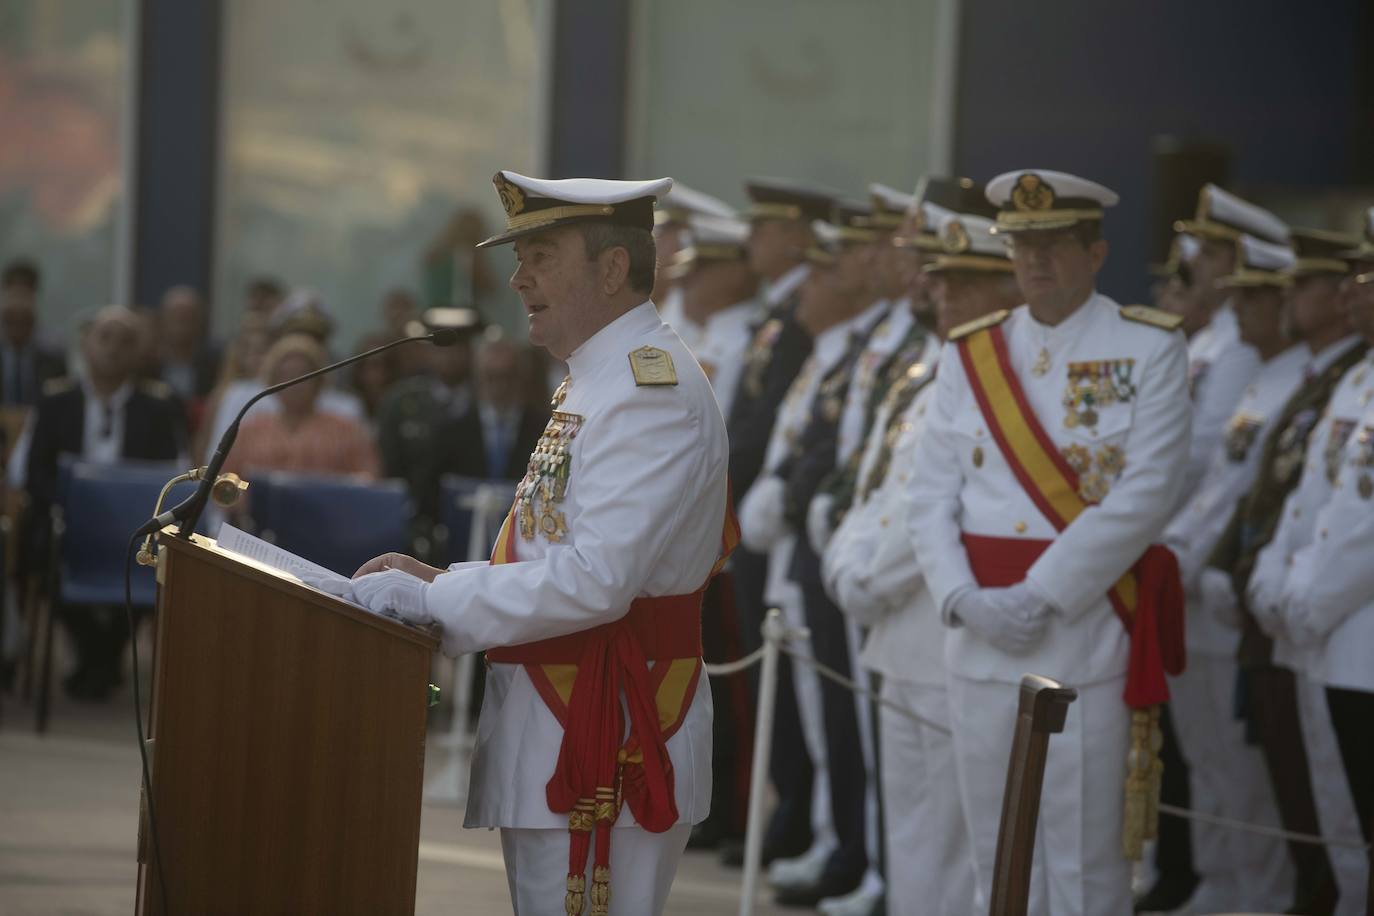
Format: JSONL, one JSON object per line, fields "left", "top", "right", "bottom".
{"left": 137, "top": 534, "right": 438, "bottom": 915}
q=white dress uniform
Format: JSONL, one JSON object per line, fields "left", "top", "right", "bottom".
{"left": 694, "top": 299, "right": 757, "bottom": 420}
{"left": 737, "top": 313, "right": 859, "bottom": 853}
{"left": 1161, "top": 340, "right": 1304, "bottom": 910}
{"left": 419, "top": 302, "right": 727, "bottom": 914}
{"left": 907, "top": 290, "right": 1190, "bottom": 915}
{"left": 1181, "top": 303, "right": 1260, "bottom": 499}
{"left": 1173, "top": 183, "right": 1292, "bottom": 502}
{"left": 1248, "top": 346, "right": 1374, "bottom": 916}
{"left": 823, "top": 339, "right": 976, "bottom": 916}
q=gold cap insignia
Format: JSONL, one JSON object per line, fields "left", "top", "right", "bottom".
{"left": 1011, "top": 173, "right": 1055, "bottom": 212}
{"left": 629, "top": 345, "right": 678, "bottom": 386}
{"left": 494, "top": 174, "right": 525, "bottom": 217}
{"left": 942, "top": 218, "right": 971, "bottom": 253}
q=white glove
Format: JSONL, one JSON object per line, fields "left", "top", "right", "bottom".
{"left": 1282, "top": 596, "right": 1323, "bottom": 647}
{"left": 738, "top": 475, "right": 787, "bottom": 553}
{"left": 299, "top": 574, "right": 355, "bottom": 600}
{"left": 949, "top": 583, "right": 1051, "bottom": 654}
{"left": 806, "top": 494, "right": 836, "bottom": 555}
{"left": 351, "top": 568, "right": 432, "bottom": 624}
{"left": 1200, "top": 568, "right": 1241, "bottom": 630}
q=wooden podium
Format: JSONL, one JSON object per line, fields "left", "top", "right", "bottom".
{"left": 135, "top": 532, "right": 439, "bottom": 915}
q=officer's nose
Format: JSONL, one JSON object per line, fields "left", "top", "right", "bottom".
{"left": 510, "top": 262, "right": 533, "bottom": 294}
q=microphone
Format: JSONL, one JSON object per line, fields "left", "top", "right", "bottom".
{"left": 138, "top": 330, "right": 458, "bottom": 541}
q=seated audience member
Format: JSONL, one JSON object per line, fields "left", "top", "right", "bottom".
{"left": 222, "top": 333, "right": 380, "bottom": 479}
{"left": 202, "top": 289, "right": 364, "bottom": 452}
{"left": 0, "top": 258, "right": 67, "bottom": 406}
{"left": 377, "top": 288, "right": 426, "bottom": 379}
{"left": 193, "top": 313, "right": 272, "bottom": 463}
{"left": 348, "top": 330, "right": 403, "bottom": 426}
{"left": 25, "top": 305, "right": 185, "bottom": 700}
{"left": 244, "top": 276, "right": 284, "bottom": 319}
{"left": 466, "top": 333, "right": 546, "bottom": 480}
{"left": 154, "top": 285, "right": 222, "bottom": 411}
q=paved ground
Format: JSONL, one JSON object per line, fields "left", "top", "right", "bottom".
{"left": 0, "top": 675, "right": 788, "bottom": 915}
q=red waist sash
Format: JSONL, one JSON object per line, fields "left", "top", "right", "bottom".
{"left": 962, "top": 533, "right": 1185, "bottom": 708}
{"left": 486, "top": 591, "right": 704, "bottom": 666}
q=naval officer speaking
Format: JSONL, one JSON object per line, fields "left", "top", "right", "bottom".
{"left": 346, "top": 171, "right": 737, "bottom": 915}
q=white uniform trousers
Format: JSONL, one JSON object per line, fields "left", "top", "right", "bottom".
{"left": 949, "top": 674, "right": 1131, "bottom": 916}
{"left": 499, "top": 824, "right": 691, "bottom": 916}
{"left": 879, "top": 678, "right": 972, "bottom": 916}
{"left": 1167, "top": 652, "right": 1291, "bottom": 910}
{"left": 1296, "top": 673, "right": 1368, "bottom": 916}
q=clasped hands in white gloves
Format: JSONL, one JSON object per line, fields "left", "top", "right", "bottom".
{"left": 948, "top": 581, "right": 1054, "bottom": 654}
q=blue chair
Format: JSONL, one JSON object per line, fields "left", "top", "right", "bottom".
{"left": 245, "top": 471, "right": 412, "bottom": 576}
{"left": 38, "top": 459, "right": 194, "bottom": 731}
{"left": 438, "top": 475, "right": 516, "bottom": 565}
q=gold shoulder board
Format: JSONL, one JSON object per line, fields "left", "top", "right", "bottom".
{"left": 948, "top": 309, "right": 1010, "bottom": 341}
{"left": 629, "top": 345, "right": 678, "bottom": 386}
{"left": 42, "top": 376, "right": 75, "bottom": 397}
{"left": 1119, "top": 304, "right": 1184, "bottom": 332}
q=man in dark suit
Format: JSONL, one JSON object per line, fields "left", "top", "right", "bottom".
{"left": 466, "top": 335, "right": 545, "bottom": 480}
{"left": 153, "top": 285, "right": 222, "bottom": 407}
{"left": 0, "top": 259, "right": 67, "bottom": 407}
{"left": 723, "top": 179, "right": 833, "bottom": 867}
{"left": 25, "top": 306, "right": 185, "bottom": 700}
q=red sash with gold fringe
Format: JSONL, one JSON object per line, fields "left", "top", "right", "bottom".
{"left": 483, "top": 494, "right": 739, "bottom": 915}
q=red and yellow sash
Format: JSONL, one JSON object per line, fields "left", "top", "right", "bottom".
{"left": 956, "top": 323, "right": 1184, "bottom": 709}
{"left": 483, "top": 493, "right": 739, "bottom": 915}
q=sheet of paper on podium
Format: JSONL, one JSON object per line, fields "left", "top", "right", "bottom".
{"left": 216, "top": 523, "right": 359, "bottom": 604}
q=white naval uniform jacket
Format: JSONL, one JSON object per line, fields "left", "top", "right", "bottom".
{"left": 1162, "top": 344, "right": 1307, "bottom": 656}
{"left": 906, "top": 294, "right": 1191, "bottom": 686}
{"left": 1285, "top": 392, "right": 1374, "bottom": 692}
{"left": 422, "top": 302, "right": 728, "bottom": 830}
{"left": 1248, "top": 347, "right": 1374, "bottom": 677}
{"left": 693, "top": 298, "right": 758, "bottom": 422}
{"left": 1182, "top": 304, "right": 1260, "bottom": 504}
{"left": 824, "top": 352, "right": 945, "bottom": 686}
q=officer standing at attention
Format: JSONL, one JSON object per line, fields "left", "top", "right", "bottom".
{"left": 347, "top": 171, "right": 734, "bottom": 916}
{"left": 1172, "top": 185, "right": 1287, "bottom": 499}
{"left": 726, "top": 179, "right": 835, "bottom": 867}
{"left": 1160, "top": 233, "right": 1304, "bottom": 913}
{"left": 824, "top": 207, "right": 1020, "bottom": 916}
{"left": 906, "top": 170, "right": 1191, "bottom": 915}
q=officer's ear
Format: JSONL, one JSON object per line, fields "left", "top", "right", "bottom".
{"left": 1088, "top": 238, "right": 1109, "bottom": 273}
{"left": 599, "top": 245, "right": 631, "bottom": 296}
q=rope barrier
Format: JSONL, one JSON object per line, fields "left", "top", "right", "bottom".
{"left": 706, "top": 620, "right": 1372, "bottom": 855}
{"left": 702, "top": 648, "right": 766, "bottom": 677}
{"left": 1157, "top": 803, "right": 1370, "bottom": 851}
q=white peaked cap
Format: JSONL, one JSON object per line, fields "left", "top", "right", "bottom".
{"left": 1175, "top": 183, "right": 1289, "bottom": 245}
{"left": 985, "top": 169, "right": 1119, "bottom": 232}
{"left": 1219, "top": 233, "right": 1296, "bottom": 288}
{"left": 656, "top": 182, "right": 736, "bottom": 227}
{"left": 686, "top": 213, "right": 748, "bottom": 247}
{"left": 924, "top": 213, "right": 1013, "bottom": 274}
{"left": 478, "top": 170, "right": 673, "bottom": 247}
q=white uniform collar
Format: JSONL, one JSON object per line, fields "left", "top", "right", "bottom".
{"left": 1022, "top": 289, "right": 1102, "bottom": 340}
{"left": 1308, "top": 333, "right": 1363, "bottom": 376}
{"left": 765, "top": 264, "right": 810, "bottom": 307}
{"left": 703, "top": 298, "right": 756, "bottom": 333}
{"left": 566, "top": 300, "right": 662, "bottom": 379}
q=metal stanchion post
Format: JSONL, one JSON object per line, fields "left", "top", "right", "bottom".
{"left": 739, "top": 608, "right": 791, "bottom": 916}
